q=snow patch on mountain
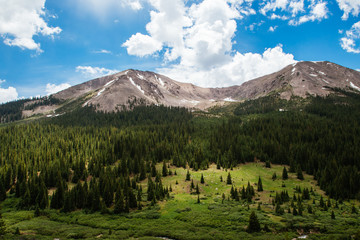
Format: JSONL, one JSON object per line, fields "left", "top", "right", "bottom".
{"left": 350, "top": 82, "right": 360, "bottom": 91}
{"left": 129, "top": 77, "right": 145, "bottom": 94}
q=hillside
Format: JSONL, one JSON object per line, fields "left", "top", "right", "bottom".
{"left": 2, "top": 61, "right": 360, "bottom": 123}
{"left": 0, "top": 90, "right": 360, "bottom": 239}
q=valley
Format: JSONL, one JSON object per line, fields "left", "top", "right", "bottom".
{"left": 1, "top": 63, "right": 360, "bottom": 239}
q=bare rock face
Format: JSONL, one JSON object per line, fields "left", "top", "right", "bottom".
{"left": 50, "top": 61, "right": 360, "bottom": 113}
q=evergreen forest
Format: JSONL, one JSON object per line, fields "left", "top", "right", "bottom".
{"left": 0, "top": 90, "right": 359, "bottom": 239}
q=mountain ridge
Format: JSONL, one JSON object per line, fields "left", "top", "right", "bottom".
{"left": 13, "top": 61, "right": 360, "bottom": 118}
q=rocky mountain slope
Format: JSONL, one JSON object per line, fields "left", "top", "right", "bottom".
{"left": 22, "top": 61, "right": 360, "bottom": 116}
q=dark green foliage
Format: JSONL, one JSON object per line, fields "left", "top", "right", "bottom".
{"left": 274, "top": 190, "right": 290, "bottom": 204}
{"left": 0, "top": 178, "right": 6, "bottom": 201}
{"left": 282, "top": 167, "right": 288, "bottom": 180}
{"left": 275, "top": 203, "right": 284, "bottom": 215}
{"left": 352, "top": 205, "right": 358, "bottom": 214}
{"left": 247, "top": 211, "right": 261, "bottom": 233}
{"left": 297, "top": 164, "right": 304, "bottom": 180}
{"left": 257, "top": 176, "right": 263, "bottom": 192}
{"left": 0, "top": 206, "right": 5, "bottom": 236}
{"left": 331, "top": 210, "right": 335, "bottom": 219}
{"left": 200, "top": 174, "right": 205, "bottom": 184}
{"left": 265, "top": 160, "right": 271, "bottom": 168}
{"left": 0, "top": 99, "right": 31, "bottom": 123}
{"left": 272, "top": 172, "right": 277, "bottom": 180}
{"left": 162, "top": 161, "right": 168, "bottom": 177}
{"left": 195, "top": 184, "right": 200, "bottom": 195}
{"left": 186, "top": 170, "right": 191, "bottom": 181}
{"left": 226, "top": 172, "right": 232, "bottom": 185}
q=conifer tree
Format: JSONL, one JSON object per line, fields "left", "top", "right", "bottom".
{"left": 200, "top": 174, "right": 205, "bottom": 184}
{"left": 162, "top": 161, "right": 168, "bottom": 177}
{"left": 114, "top": 192, "right": 124, "bottom": 214}
{"left": 190, "top": 179, "right": 195, "bottom": 190}
{"left": 186, "top": 170, "right": 191, "bottom": 181}
{"left": 297, "top": 165, "right": 304, "bottom": 180}
{"left": 282, "top": 167, "right": 288, "bottom": 180}
{"left": 258, "top": 176, "right": 263, "bottom": 192}
{"left": 0, "top": 178, "right": 6, "bottom": 202}
{"left": 247, "top": 211, "right": 261, "bottom": 233}
{"left": 196, "top": 184, "right": 200, "bottom": 195}
{"left": 272, "top": 172, "right": 277, "bottom": 181}
{"left": 227, "top": 172, "right": 232, "bottom": 185}
{"left": 331, "top": 210, "right": 335, "bottom": 219}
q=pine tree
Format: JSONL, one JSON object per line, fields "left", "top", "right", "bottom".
{"left": 331, "top": 210, "right": 335, "bottom": 219}
{"left": 282, "top": 167, "right": 288, "bottom": 180}
{"left": 297, "top": 165, "right": 304, "bottom": 180}
{"left": 190, "top": 179, "right": 195, "bottom": 190}
{"left": 320, "top": 196, "right": 325, "bottom": 208}
{"left": 0, "top": 178, "right": 6, "bottom": 202}
{"left": 114, "top": 192, "right": 124, "bottom": 214}
{"left": 162, "top": 161, "right": 168, "bottom": 177}
{"left": 226, "top": 172, "right": 232, "bottom": 185}
{"left": 186, "top": 170, "right": 191, "bottom": 181}
{"left": 247, "top": 211, "right": 261, "bottom": 233}
{"left": 197, "top": 194, "right": 200, "bottom": 204}
{"left": 196, "top": 184, "right": 200, "bottom": 195}
{"left": 257, "top": 176, "right": 263, "bottom": 192}
{"left": 200, "top": 174, "right": 205, "bottom": 184}
{"left": 272, "top": 172, "right": 277, "bottom": 181}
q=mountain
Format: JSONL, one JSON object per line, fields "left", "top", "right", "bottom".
{"left": 15, "top": 61, "right": 360, "bottom": 118}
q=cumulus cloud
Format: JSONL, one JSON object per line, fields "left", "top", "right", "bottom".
{"left": 340, "top": 21, "right": 360, "bottom": 53}
{"left": 159, "top": 45, "right": 296, "bottom": 87}
{"left": 123, "top": 0, "right": 296, "bottom": 87}
{"left": 45, "top": 83, "right": 71, "bottom": 95}
{"left": 0, "top": 0, "right": 62, "bottom": 52}
{"left": 336, "top": 0, "right": 360, "bottom": 20}
{"left": 260, "top": 0, "right": 328, "bottom": 26}
{"left": 0, "top": 80, "right": 19, "bottom": 104}
{"left": 122, "top": 33, "right": 163, "bottom": 57}
{"left": 76, "top": 66, "right": 118, "bottom": 78}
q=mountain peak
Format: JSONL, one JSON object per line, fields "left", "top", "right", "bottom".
{"left": 22, "top": 61, "right": 360, "bottom": 116}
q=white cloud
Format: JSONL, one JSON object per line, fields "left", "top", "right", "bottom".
{"left": 159, "top": 45, "right": 296, "bottom": 87}
{"left": 122, "top": 33, "right": 163, "bottom": 57}
{"left": 0, "top": 80, "right": 18, "bottom": 104}
{"left": 260, "top": 0, "right": 328, "bottom": 26}
{"left": 296, "top": 1, "right": 328, "bottom": 25}
{"left": 45, "top": 83, "right": 71, "bottom": 95}
{"left": 123, "top": 0, "right": 297, "bottom": 87}
{"left": 76, "top": 66, "right": 118, "bottom": 78}
{"left": 269, "top": 26, "right": 278, "bottom": 31}
{"left": 0, "top": 0, "right": 61, "bottom": 52}
{"left": 340, "top": 21, "right": 360, "bottom": 53}
{"left": 93, "top": 49, "right": 112, "bottom": 54}
{"left": 336, "top": 0, "right": 360, "bottom": 20}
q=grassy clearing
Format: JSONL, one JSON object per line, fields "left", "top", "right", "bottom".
{"left": 1, "top": 163, "right": 359, "bottom": 239}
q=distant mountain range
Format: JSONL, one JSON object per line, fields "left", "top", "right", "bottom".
{"left": 21, "top": 61, "right": 360, "bottom": 117}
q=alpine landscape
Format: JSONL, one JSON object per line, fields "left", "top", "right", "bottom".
{"left": 1, "top": 0, "right": 360, "bottom": 239}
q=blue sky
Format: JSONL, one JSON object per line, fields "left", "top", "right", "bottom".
{"left": 0, "top": 0, "right": 359, "bottom": 103}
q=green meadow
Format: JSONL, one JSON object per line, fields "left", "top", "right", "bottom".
{"left": 2, "top": 162, "right": 359, "bottom": 240}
